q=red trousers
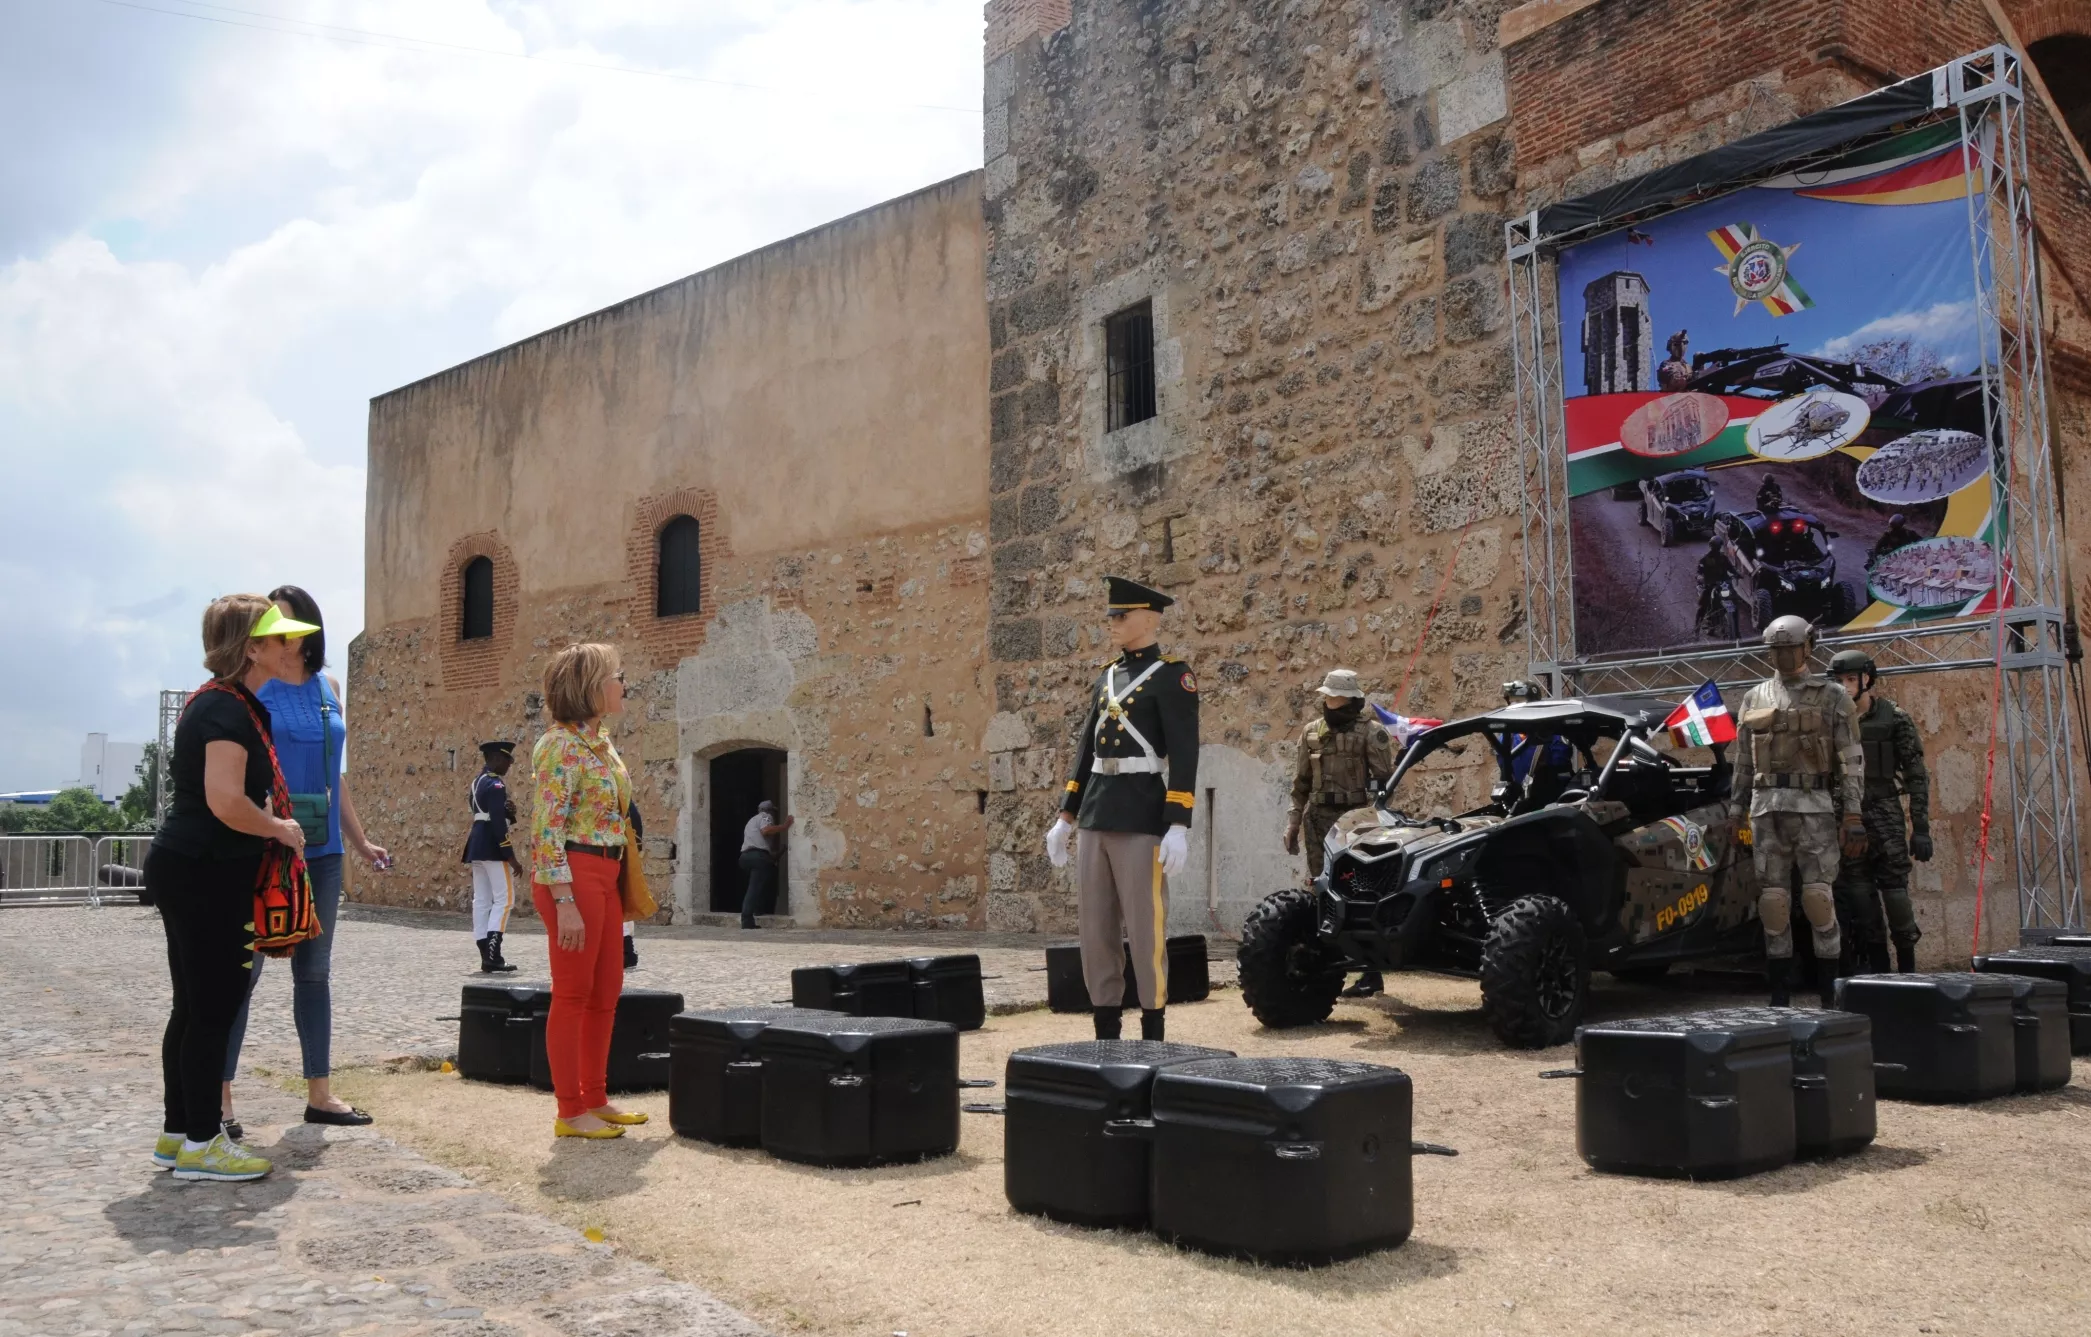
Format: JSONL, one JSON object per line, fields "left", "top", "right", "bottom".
{"left": 532, "top": 850, "right": 624, "bottom": 1119}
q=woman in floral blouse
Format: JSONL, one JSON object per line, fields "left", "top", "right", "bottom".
{"left": 529, "top": 642, "right": 648, "bottom": 1139}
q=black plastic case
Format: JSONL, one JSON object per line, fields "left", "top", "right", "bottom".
{"left": 1567, "top": 1013, "right": 1797, "bottom": 1179}
{"left": 1995, "top": 974, "right": 2072, "bottom": 1092}
{"left": 757, "top": 1014, "right": 960, "bottom": 1166}
{"left": 908, "top": 955, "right": 986, "bottom": 1031}
{"left": 789, "top": 961, "right": 917, "bottom": 1018}
{"left": 1044, "top": 936, "right": 1212, "bottom": 1013}
{"left": 1833, "top": 973, "right": 2017, "bottom": 1102}
{"left": 1694, "top": 1007, "right": 1876, "bottom": 1158}
{"left": 1974, "top": 945, "right": 2091, "bottom": 1054}
{"left": 457, "top": 981, "right": 551, "bottom": 1084}
{"left": 1147, "top": 1057, "right": 1436, "bottom": 1264}
{"left": 668, "top": 1006, "right": 839, "bottom": 1144}
{"left": 527, "top": 986, "right": 685, "bottom": 1093}
{"left": 1002, "top": 1040, "right": 1234, "bottom": 1227}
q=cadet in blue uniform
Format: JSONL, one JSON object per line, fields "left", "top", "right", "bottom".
{"left": 462, "top": 740, "right": 521, "bottom": 973}
{"left": 1046, "top": 577, "right": 1199, "bottom": 1041}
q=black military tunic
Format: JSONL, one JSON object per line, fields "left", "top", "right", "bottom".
{"left": 1060, "top": 643, "right": 1200, "bottom": 835}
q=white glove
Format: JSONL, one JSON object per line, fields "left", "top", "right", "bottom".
{"left": 1158, "top": 825, "right": 1190, "bottom": 878}
{"left": 1045, "top": 817, "right": 1072, "bottom": 868}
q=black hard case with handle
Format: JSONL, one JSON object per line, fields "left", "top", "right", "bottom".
{"left": 757, "top": 1014, "right": 960, "bottom": 1166}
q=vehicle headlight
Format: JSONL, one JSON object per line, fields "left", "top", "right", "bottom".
{"left": 1414, "top": 842, "right": 1481, "bottom": 886}
{"left": 1323, "top": 822, "right": 1348, "bottom": 864}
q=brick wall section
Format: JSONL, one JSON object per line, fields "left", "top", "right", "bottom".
{"left": 984, "top": 0, "right": 1072, "bottom": 63}
{"left": 436, "top": 531, "right": 519, "bottom": 693}
{"left": 625, "top": 487, "right": 724, "bottom": 664}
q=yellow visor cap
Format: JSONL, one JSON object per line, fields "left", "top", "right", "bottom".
{"left": 251, "top": 605, "right": 320, "bottom": 639}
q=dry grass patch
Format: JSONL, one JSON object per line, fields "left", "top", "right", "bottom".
{"left": 333, "top": 977, "right": 2091, "bottom": 1337}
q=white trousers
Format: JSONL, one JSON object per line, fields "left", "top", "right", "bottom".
{"left": 470, "top": 861, "right": 514, "bottom": 940}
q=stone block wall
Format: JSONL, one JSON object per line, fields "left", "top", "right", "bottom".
{"left": 980, "top": 0, "right": 1531, "bottom": 935}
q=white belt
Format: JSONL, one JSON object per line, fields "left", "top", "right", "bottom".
{"left": 472, "top": 812, "right": 491, "bottom": 822}
{"left": 1092, "top": 757, "right": 1165, "bottom": 775}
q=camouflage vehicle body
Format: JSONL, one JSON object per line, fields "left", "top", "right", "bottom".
{"left": 1239, "top": 699, "right": 1761, "bottom": 1047}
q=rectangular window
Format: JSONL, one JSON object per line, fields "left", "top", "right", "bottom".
{"left": 1105, "top": 301, "right": 1157, "bottom": 432}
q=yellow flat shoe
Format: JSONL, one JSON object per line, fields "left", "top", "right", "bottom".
{"left": 553, "top": 1118, "right": 625, "bottom": 1140}
{"left": 589, "top": 1109, "right": 649, "bottom": 1126}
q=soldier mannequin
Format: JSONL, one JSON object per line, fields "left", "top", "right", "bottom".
{"left": 1828, "top": 649, "right": 1932, "bottom": 973}
{"left": 1284, "top": 669, "right": 1395, "bottom": 998}
{"left": 1733, "top": 616, "right": 1867, "bottom": 1007}
{"left": 462, "top": 740, "right": 523, "bottom": 973}
{"left": 1045, "top": 577, "right": 1199, "bottom": 1042}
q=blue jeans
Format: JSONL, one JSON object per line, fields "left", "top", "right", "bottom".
{"left": 224, "top": 853, "right": 342, "bottom": 1082}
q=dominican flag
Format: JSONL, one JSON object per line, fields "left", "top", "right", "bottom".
{"left": 1663, "top": 681, "right": 1735, "bottom": 749}
{"left": 1372, "top": 703, "right": 1444, "bottom": 752}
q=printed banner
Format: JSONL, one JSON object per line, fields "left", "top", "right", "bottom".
{"left": 1555, "top": 124, "right": 2004, "bottom": 658}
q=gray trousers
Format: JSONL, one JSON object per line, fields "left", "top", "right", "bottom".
{"left": 1076, "top": 829, "right": 1168, "bottom": 1011}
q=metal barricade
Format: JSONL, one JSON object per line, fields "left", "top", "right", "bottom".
{"left": 0, "top": 834, "right": 150, "bottom": 908}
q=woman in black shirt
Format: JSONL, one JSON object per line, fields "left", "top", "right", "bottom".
{"left": 145, "top": 593, "right": 317, "bottom": 1182}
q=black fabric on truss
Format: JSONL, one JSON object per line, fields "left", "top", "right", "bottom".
{"left": 1536, "top": 72, "right": 1944, "bottom": 245}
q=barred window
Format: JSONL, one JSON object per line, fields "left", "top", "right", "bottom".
{"left": 460, "top": 556, "right": 494, "bottom": 640}
{"left": 1105, "top": 301, "right": 1156, "bottom": 432}
{"left": 657, "top": 514, "right": 703, "bottom": 617}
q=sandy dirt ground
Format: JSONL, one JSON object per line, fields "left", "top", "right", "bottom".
{"left": 332, "top": 976, "right": 2091, "bottom": 1337}
{"left": 1571, "top": 456, "right": 1939, "bottom": 655}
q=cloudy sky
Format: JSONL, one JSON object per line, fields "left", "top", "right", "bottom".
{"left": 0, "top": 0, "right": 982, "bottom": 793}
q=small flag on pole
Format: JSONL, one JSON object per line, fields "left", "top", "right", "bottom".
{"left": 1372, "top": 703, "right": 1444, "bottom": 751}
{"left": 1663, "top": 680, "right": 1736, "bottom": 748}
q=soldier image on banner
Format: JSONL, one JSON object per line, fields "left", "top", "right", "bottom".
{"left": 1045, "top": 577, "right": 1199, "bottom": 1042}
{"left": 1285, "top": 669, "right": 1395, "bottom": 997}
{"left": 1732, "top": 616, "right": 1867, "bottom": 1007}
{"left": 461, "top": 740, "right": 523, "bottom": 974}
{"left": 1827, "top": 649, "right": 1932, "bottom": 973}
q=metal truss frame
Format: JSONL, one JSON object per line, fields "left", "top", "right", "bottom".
{"left": 1504, "top": 47, "right": 2082, "bottom": 936}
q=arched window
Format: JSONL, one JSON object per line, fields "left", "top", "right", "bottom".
{"left": 2029, "top": 35, "right": 2091, "bottom": 153}
{"left": 657, "top": 514, "right": 703, "bottom": 617}
{"left": 460, "top": 556, "right": 494, "bottom": 640}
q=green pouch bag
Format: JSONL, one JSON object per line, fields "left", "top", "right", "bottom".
{"left": 288, "top": 692, "right": 336, "bottom": 845}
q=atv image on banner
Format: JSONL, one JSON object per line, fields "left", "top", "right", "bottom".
{"left": 1711, "top": 506, "right": 1858, "bottom": 630}
{"left": 1237, "top": 698, "right": 1762, "bottom": 1048}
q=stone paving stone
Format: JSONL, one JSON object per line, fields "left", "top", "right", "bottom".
{"left": 0, "top": 911, "right": 770, "bottom": 1337}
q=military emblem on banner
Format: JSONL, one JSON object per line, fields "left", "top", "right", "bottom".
{"left": 1659, "top": 815, "right": 1716, "bottom": 872}
{"left": 1708, "top": 222, "right": 1813, "bottom": 317}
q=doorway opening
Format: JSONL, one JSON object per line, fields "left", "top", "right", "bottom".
{"left": 710, "top": 748, "right": 787, "bottom": 914}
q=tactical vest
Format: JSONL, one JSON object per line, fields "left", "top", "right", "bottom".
{"left": 1308, "top": 720, "right": 1373, "bottom": 808}
{"left": 1741, "top": 702, "right": 1835, "bottom": 790}
{"left": 1859, "top": 702, "right": 1902, "bottom": 795}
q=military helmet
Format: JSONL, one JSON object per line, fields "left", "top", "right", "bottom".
{"left": 1828, "top": 648, "right": 1875, "bottom": 677}
{"left": 1762, "top": 614, "right": 1816, "bottom": 649}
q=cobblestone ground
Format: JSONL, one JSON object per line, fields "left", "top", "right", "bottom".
{"left": 1, "top": 906, "right": 1221, "bottom": 1337}
{"left": 0, "top": 907, "right": 799, "bottom": 1337}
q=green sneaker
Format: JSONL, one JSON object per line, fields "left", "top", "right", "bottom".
{"left": 172, "top": 1132, "right": 272, "bottom": 1183}
{"left": 151, "top": 1132, "right": 183, "bottom": 1170}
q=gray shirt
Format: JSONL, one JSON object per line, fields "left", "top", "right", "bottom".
{"left": 742, "top": 812, "right": 777, "bottom": 854}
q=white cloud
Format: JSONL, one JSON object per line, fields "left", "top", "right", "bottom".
{"left": 1812, "top": 299, "right": 1981, "bottom": 370}
{"left": 0, "top": 0, "right": 983, "bottom": 789}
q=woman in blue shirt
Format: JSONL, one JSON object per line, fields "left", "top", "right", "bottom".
{"left": 222, "top": 585, "right": 389, "bottom": 1128}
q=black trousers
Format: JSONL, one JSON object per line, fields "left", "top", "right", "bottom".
{"left": 147, "top": 845, "right": 262, "bottom": 1143}
{"left": 739, "top": 848, "right": 776, "bottom": 928}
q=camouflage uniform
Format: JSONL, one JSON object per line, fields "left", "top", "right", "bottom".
{"left": 1733, "top": 672, "right": 1865, "bottom": 960}
{"left": 1832, "top": 695, "right": 1929, "bottom": 955}
{"left": 1289, "top": 714, "right": 1396, "bottom": 878}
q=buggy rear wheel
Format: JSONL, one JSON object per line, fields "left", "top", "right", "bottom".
{"left": 1237, "top": 888, "right": 1344, "bottom": 1029}
{"left": 1479, "top": 895, "right": 1590, "bottom": 1048}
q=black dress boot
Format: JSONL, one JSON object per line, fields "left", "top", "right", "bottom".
{"left": 475, "top": 935, "right": 494, "bottom": 973}
{"left": 1767, "top": 956, "right": 1792, "bottom": 1007}
{"left": 1818, "top": 945, "right": 1841, "bottom": 1009}
{"left": 1092, "top": 1007, "right": 1122, "bottom": 1041}
{"left": 1342, "top": 970, "right": 1385, "bottom": 998}
{"left": 623, "top": 933, "right": 639, "bottom": 971}
{"left": 1140, "top": 1008, "right": 1166, "bottom": 1042}
{"left": 1894, "top": 939, "right": 1918, "bottom": 974}
{"left": 484, "top": 930, "right": 518, "bottom": 973}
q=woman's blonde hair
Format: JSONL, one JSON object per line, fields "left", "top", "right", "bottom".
{"left": 201, "top": 593, "right": 275, "bottom": 681}
{"left": 544, "top": 642, "right": 620, "bottom": 725}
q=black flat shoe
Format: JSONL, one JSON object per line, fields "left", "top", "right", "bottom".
{"left": 305, "top": 1105, "right": 373, "bottom": 1126}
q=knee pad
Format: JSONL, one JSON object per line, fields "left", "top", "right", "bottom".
{"left": 1758, "top": 888, "right": 1792, "bottom": 936}
{"left": 1799, "top": 883, "right": 1837, "bottom": 929}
